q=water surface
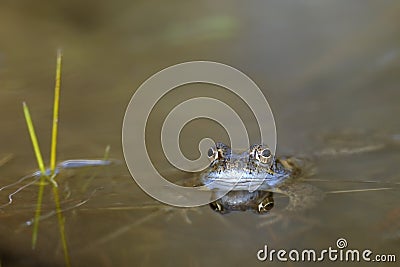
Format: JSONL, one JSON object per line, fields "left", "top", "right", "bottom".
{"left": 0, "top": 1, "right": 400, "bottom": 266}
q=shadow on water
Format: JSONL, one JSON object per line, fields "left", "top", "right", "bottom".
{"left": 1, "top": 1, "right": 400, "bottom": 266}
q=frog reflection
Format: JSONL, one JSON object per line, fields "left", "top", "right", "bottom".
{"left": 209, "top": 190, "right": 275, "bottom": 214}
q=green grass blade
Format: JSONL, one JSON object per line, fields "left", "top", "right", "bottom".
{"left": 31, "top": 175, "right": 46, "bottom": 249}
{"left": 50, "top": 50, "right": 71, "bottom": 267}
{"left": 52, "top": 185, "right": 71, "bottom": 267}
{"left": 50, "top": 50, "right": 62, "bottom": 173}
{"left": 24, "top": 52, "right": 71, "bottom": 267}
{"left": 103, "top": 145, "right": 110, "bottom": 160}
{"left": 23, "top": 102, "right": 46, "bottom": 175}
{"left": 80, "top": 145, "right": 111, "bottom": 192}
{"left": 22, "top": 102, "right": 47, "bottom": 249}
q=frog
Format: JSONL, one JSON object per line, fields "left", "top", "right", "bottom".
{"left": 199, "top": 142, "right": 323, "bottom": 214}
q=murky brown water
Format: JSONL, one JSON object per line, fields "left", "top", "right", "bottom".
{"left": 1, "top": 1, "right": 400, "bottom": 266}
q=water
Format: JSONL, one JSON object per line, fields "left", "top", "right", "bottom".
{"left": 0, "top": 1, "right": 400, "bottom": 266}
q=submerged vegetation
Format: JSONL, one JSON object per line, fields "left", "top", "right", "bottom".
{"left": 22, "top": 50, "right": 70, "bottom": 267}
{"left": 15, "top": 51, "right": 113, "bottom": 267}
{"left": 0, "top": 154, "right": 13, "bottom": 168}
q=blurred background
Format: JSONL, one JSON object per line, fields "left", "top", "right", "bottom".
{"left": 0, "top": 1, "right": 399, "bottom": 266}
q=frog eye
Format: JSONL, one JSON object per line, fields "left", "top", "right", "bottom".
{"left": 258, "top": 148, "right": 271, "bottom": 164}
{"left": 207, "top": 147, "right": 218, "bottom": 161}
